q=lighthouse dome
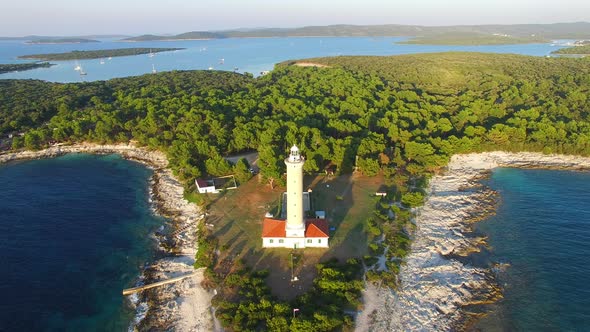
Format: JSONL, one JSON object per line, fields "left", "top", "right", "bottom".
{"left": 288, "top": 145, "right": 302, "bottom": 162}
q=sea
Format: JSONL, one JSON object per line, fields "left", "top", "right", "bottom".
{"left": 0, "top": 37, "right": 573, "bottom": 83}
{"left": 474, "top": 168, "right": 590, "bottom": 331}
{"left": 1, "top": 37, "right": 589, "bottom": 331}
{"left": 0, "top": 154, "right": 164, "bottom": 331}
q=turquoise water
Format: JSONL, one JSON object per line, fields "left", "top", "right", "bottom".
{"left": 0, "top": 154, "right": 164, "bottom": 331}
{"left": 0, "top": 37, "right": 571, "bottom": 83}
{"left": 474, "top": 168, "right": 590, "bottom": 331}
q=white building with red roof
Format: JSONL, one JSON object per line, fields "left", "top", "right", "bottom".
{"left": 195, "top": 178, "right": 218, "bottom": 194}
{"left": 261, "top": 145, "right": 329, "bottom": 249}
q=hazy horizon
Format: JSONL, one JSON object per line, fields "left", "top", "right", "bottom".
{"left": 3, "top": 21, "right": 590, "bottom": 39}
{"left": 2, "top": 0, "right": 590, "bottom": 37}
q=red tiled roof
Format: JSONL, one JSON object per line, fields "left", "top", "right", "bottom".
{"left": 196, "top": 179, "right": 211, "bottom": 188}
{"left": 262, "top": 218, "right": 286, "bottom": 238}
{"left": 305, "top": 219, "right": 329, "bottom": 238}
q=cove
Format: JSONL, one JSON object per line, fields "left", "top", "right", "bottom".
{"left": 0, "top": 153, "right": 163, "bottom": 331}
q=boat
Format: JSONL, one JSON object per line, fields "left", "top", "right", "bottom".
{"left": 99, "top": 59, "right": 105, "bottom": 65}
{"left": 208, "top": 66, "right": 214, "bottom": 70}
{"left": 148, "top": 49, "right": 155, "bottom": 57}
{"left": 79, "top": 64, "right": 87, "bottom": 75}
{"left": 74, "top": 61, "right": 81, "bottom": 71}
{"left": 219, "top": 58, "right": 224, "bottom": 65}
{"left": 108, "top": 57, "right": 112, "bottom": 60}
{"left": 152, "top": 64, "right": 157, "bottom": 74}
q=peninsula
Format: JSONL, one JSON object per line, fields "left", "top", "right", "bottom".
{"left": 3, "top": 51, "right": 590, "bottom": 331}
{"left": 396, "top": 31, "right": 547, "bottom": 45}
{"left": 0, "top": 62, "right": 54, "bottom": 74}
{"left": 552, "top": 44, "right": 590, "bottom": 55}
{"left": 18, "top": 47, "right": 184, "bottom": 61}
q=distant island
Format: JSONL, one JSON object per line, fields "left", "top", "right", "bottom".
{"left": 0, "top": 62, "right": 54, "bottom": 74}
{"left": 121, "top": 22, "right": 590, "bottom": 42}
{"left": 397, "top": 31, "right": 547, "bottom": 45}
{"left": 552, "top": 44, "right": 590, "bottom": 55}
{"left": 25, "top": 38, "right": 100, "bottom": 44}
{"left": 18, "top": 47, "right": 184, "bottom": 61}
{"left": 123, "top": 32, "right": 224, "bottom": 42}
{"left": 0, "top": 34, "right": 128, "bottom": 41}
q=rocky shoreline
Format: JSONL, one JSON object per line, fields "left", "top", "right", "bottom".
{"left": 357, "top": 151, "right": 590, "bottom": 332}
{"left": 0, "top": 143, "right": 214, "bottom": 331}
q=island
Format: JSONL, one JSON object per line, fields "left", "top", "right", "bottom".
{"left": 0, "top": 62, "right": 54, "bottom": 74}
{"left": 25, "top": 38, "right": 99, "bottom": 44}
{"left": 17, "top": 47, "right": 184, "bottom": 61}
{"left": 396, "top": 31, "right": 547, "bottom": 45}
{"left": 2, "top": 52, "right": 590, "bottom": 331}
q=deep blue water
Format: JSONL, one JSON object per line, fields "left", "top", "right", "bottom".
{"left": 474, "top": 168, "right": 590, "bottom": 331}
{"left": 0, "top": 37, "right": 572, "bottom": 82}
{"left": 0, "top": 154, "right": 163, "bottom": 331}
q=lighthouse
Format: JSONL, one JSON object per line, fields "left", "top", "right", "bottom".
{"left": 284, "top": 145, "right": 306, "bottom": 237}
{"left": 261, "top": 145, "right": 329, "bottom": 249}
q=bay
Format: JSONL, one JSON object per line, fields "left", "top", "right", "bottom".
{"left": 0, "top": 37, "right": 571, "bottom": 83}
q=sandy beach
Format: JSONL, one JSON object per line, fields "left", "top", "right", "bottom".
{"left": 357, "top": 151, "right": 590, "bottom": 332}
{"left": 0, "top": 143, "right": 213, "bottom": 331}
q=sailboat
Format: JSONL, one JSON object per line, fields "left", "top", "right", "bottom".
{"left": 219, "top": 58, "right": 224, "bottom": 65}
{"left": 74, "top": 60, "right": 81, "bottom": 71}
{"left": 152, "top": 64, "right": 157, "bottom": 74}
{"left": 79, "top": 64, "right": 87, "bottom": 76}
{"left": 148, "top": 49, "right": 155, "bottom": 57}
{"left": 99, "top": 59, "right": 105, "bottom": 65}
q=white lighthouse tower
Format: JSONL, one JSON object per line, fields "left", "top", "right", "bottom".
{"left": 261, "top": 145, "right": 329, "bottom": 249}
{"left": 284, "top": 145, "right": 305, "bottom": 238}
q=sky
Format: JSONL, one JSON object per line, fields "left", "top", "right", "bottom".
{"left": 1, "top": 0, "right": 589, "bottom": 37}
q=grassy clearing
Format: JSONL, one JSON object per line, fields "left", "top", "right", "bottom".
{"left": 205, "top": 173, "right": 384, "bottom": 299}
